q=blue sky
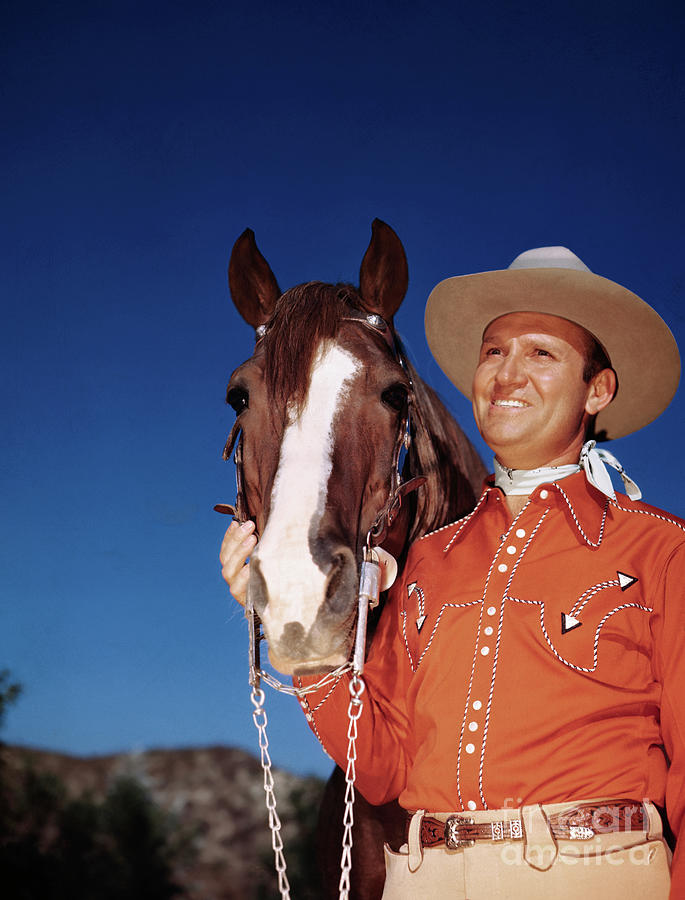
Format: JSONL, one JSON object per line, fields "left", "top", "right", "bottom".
{"left": 2, "top": 0, "right": 683, "bottom": 778}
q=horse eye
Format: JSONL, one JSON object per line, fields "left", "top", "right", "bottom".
{"left": 227, "top": 386, "right": 249, "bottom": 414}
{"left": 381, "top": 384, "right": 409, "bottom": 413}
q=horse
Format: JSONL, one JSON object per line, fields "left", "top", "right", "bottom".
{"left": 223, "top": 219, "right": 486, "bottom": 898}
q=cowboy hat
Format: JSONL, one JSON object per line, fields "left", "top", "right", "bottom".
{"left": 424, "top": 247, "right": 680, "bottom": 440}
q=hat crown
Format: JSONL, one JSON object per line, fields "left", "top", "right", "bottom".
{"left": 509, "top": 246, "right": 591, "bottom": 273}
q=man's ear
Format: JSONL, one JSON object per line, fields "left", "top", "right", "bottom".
{"left": 585, "top": 368, "right": 618, "bottom": 415}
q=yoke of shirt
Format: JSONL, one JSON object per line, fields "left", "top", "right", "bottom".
{"left": 399, "top": 470, "right": 685, "bottom": 668}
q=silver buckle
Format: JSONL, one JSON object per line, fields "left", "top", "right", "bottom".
{"left": 445, "top": 815, "right": 475, "bottom": 849}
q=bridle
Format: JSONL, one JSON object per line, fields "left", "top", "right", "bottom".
{"left": 218, "top": 308, "right": 423, "bottom": 523}
{"left": 216, "top": 307, "right": 425, "bottom": 899}
{"left": 216, "top": 307, "right": 425, "bottom": 677}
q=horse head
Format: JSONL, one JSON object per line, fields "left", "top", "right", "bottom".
{"left": 224, "top": 220, "right": 484, "bottom": 675}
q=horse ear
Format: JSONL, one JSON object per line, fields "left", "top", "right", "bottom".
{"left": 358, "top": 218, "right": 409, "bottom": 320}
{"left": 228, "top": 228, "right": 282, "bottom": 328}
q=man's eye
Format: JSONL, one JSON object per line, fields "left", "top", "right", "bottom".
{"left": 227, "top": 386, "right": 249, "bottom": 414}
{"left": 535, "top": 349, "right": 552, "bottom": 357}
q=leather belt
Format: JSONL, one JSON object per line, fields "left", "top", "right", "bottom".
{"left": 414, "top": 800, "right": 648, "bottom": 850}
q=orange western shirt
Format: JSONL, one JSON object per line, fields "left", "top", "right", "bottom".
{"left": 298, "top": 472, "right": 685, "bottom": 887}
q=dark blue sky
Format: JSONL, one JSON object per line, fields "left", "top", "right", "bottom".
{"left": 2, "top": 0, "right": 683, "bottom": 777}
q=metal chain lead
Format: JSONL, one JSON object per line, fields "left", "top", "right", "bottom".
{"left": 246, "top": 550, "right": 375, "bottom": 899}
{"left": 338, "top": 674, "right": 365, "bottom": 900}
{"left": 251, "top": 686, "right": 291, "bottom": 900}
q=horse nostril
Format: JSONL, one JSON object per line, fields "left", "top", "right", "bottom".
{"left": 325, "top": 554, "right": 344, "bottom": 604}
{"left": 324, "top": 550, "right": 356, "bottom": 615}
{"left": 281, "top": 621, "right": 307, "bottom": 657}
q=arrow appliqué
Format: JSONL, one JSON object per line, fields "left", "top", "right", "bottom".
{"left": 407, "top": 582, "right": 426, "bottom": 632}
{"left": 561, "top": 612, "right": 582, "bottom": 634}
{"left": 617, "top": 571, "right": 638, "bottom": 591}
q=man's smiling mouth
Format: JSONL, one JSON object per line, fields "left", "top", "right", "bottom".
{"left": 491, "top": 399, "right": 530, "bottom": 408}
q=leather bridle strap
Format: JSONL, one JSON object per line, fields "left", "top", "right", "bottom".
{"left": 341, "top": 309, "right": 399, "bottom": 357}
{"left": 365, "top": 393, "right": 426, "bottom": 547}
{"left": 340, "top": 310, "right": 426, "bottom": 548}
{"left": 214, "top": 421, "right": 247, "bottom": 522}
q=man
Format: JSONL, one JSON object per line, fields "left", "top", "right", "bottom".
{"left": 220, "top": 247, "right": 683, "bottom": 898}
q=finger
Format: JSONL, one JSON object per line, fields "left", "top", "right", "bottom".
{"left": 220, "top": 518, "right": 254, "bottom": 549}
{"left": 225, "top": 562, "right": 250, "bottom": 607}
{"left": 219, "top": 521, "right": 256, "bottom": 606}
{"left": 220, "top": 536, "right": 256, "bottom": 585}
{"left": 219, "top": 520, "right": 256, "bottom": 567}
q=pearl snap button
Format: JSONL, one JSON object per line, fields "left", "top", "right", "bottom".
{"left": 467, "top": 800, "right": 477, "bottom": 811}
{"left": 516, "top": 528, "right": 526, "bottom": 538}
{"left": 465, "top": 743, "right": 475, "bottom": 754}
{"left": 498, "top": 563, "right": 507, "bottom": 573}
{"left": 540, "top": 489, "right": 549, "bottom": 499}
{"left": 506, "top": 545, "right": 516, "bottom": 555}
{"left": 472, "top": 700, "right": 482, "bottom": 710}
{"left": 481, "top": 646, "right": 490, "bottom": 656}
{"left": 484, "top": 626, "right": 493, "bottom": 636}
{"left": 468, "top": 721, "right": 478, "bottom": 732}
{"left": 487, "top": 607, "right": 496, "bottom": 616}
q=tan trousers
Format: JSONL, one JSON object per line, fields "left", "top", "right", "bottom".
{"left": 382, "top": 800, "right": 671, "bottom": 899}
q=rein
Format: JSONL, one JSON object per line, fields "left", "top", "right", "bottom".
{"left": 216, "top": 309, "right": 424, "bottom": 899}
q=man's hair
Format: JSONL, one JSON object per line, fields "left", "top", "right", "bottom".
{"left": 581, "top": 334, "right": 614, "bottom": 385}
{"left": 581, "top": 332, "right": 617, "bottom": 440}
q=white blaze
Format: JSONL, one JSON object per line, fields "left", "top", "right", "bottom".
{"left": 253, "top": 343, "right": 361, "bottom": 642}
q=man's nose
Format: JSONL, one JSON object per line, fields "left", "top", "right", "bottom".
{"left": 494, "top": 352, "right": 526, "bottom": 386}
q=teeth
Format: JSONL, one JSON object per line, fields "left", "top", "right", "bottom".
{"left": 494, "top": 400, "right": 527, "bottom": 408}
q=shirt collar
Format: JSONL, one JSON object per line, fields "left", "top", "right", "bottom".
{"left": 442, "top": 470, "right": 611, "bottom": 553}
{"left": 441, "top": 441, "right": 641, "bottom": 553}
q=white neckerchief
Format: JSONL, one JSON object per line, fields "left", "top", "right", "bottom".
{"left": 493, "top": 440, "right": 642, "bottom": 501}
{"left": 579, "top": 440, "right": 642, "bottom": 501}
{"left": 493, "top": 458, "right": 579, "bottom": 495}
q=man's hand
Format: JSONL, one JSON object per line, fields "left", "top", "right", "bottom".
{"left": 219, "top": 519, "right": 397, "bottom": 606}
{"left": 219, "top": 520, "right": 257, "bottom": 607}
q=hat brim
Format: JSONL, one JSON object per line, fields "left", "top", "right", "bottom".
{"left": 425, "top": 267, "right": 680, "bottom": 440}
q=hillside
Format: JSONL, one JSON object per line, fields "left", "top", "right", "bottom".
{"left": 1, "top": 743, "right": 327, "bottom": 899}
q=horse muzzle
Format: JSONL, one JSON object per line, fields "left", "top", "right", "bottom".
{"left": 248, "top": 546, "right": 360, "bottom": 675}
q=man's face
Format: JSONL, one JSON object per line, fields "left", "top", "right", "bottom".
{"left": 472, "top": 312, "right": 601, "bottom": 469}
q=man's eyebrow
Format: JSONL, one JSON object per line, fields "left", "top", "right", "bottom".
{"left": 482, "top": 332, "right": 561, "bottom": 344}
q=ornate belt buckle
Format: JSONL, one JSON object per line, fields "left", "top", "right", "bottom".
{"left": 445, "top": 815, "right": 475, "bottom": 849}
